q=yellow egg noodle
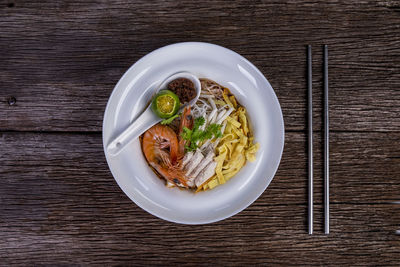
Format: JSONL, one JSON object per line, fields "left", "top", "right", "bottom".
{"left": 197, "top": 87, "right": 259, "bottom": 191}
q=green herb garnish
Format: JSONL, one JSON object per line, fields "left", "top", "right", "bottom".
{"left": 160, "top": 113, "right": 180, "bottom": 125}
{"left": 181, "top": 116, "right": 223, "bottom": 152}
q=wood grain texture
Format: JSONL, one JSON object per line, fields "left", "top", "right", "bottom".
{"left": 1, "top": 0, "right": 400, "bottom": 265}
{"left": 1, "top": 132, "right": 399, "bottom": 206}
{"left": 0, "top": 203, "right": 399, "bottom": 266}
{"left": 0, "top": 0, "right": 399, "bottom": 132}
{"left": 1, "top": 132, "right": 399, "bottom": 265}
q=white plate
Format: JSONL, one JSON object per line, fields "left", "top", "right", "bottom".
{"left": 103, "top": 42, "right": 284, "bottom": 224}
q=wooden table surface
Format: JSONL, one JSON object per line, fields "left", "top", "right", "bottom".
{"left": 1, "top": 0, "right": 399, "bottom": 265}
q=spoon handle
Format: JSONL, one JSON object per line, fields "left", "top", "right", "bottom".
{"left": 107, "top": 71, "right": 201, "bottom": 157}
{"left": 107, "top": 106, "right": 161, "bottom": 156}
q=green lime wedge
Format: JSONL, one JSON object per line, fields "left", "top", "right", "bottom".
{"left": 151, "top": 90, "right": 180, "bottom": 119}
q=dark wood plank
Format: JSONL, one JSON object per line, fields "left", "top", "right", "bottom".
{"left": 1, "top": 198, "right": 399, "bottom": 265}
{"left": 0, "top": 201, "right": 396, "bottom": 265}
{"left": 0, "top": 129, "right": 399, "bottom": 267}
{"left": 2, "top": 202, "right": 400, "bottom": 264}
{"left": 0, "top": 131, "right": 398, "bottom": 209}
{"left": 0, "top": 0, "right": 399, "bottom": 131}
{"left": 1, "top": 132, "right": 399, "bottom": 264}
{"left": 1, "top": 0, "right": 399, "bottom": 265}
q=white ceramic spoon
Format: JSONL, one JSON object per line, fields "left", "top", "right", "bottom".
{"left": 107, "top": 72, "right": 201, "bottom": 157}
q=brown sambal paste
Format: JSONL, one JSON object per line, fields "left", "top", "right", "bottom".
{"left": 167, "top": 78, "right": 196, "bottom": 103}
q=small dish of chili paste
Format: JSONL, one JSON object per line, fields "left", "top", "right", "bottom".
{"left": 167, "top": 78, "right": 197, "bottom": 104}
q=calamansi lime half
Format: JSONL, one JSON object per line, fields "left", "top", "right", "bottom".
{"left": 151, "top": 90, "right": 180, "bottom": 119}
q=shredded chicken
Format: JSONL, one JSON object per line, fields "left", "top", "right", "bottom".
{"left": 195, "top": 161, "right": 217, "bottom": 187}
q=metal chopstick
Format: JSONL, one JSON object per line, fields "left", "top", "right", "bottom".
{"left": 307, "top": 45, "right": 313, "bottom": 235}
{"left": 323, "top": 45, "right": 330, "bottom": 235}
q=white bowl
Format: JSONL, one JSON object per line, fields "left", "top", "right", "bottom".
{"left": 103, "top": 42, "right": 284, "bottom": 224}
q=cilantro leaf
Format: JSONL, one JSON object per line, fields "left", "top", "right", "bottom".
{"left": 181, "top": 126, "right": 192, "bottom": 140}
{"left": 207, "top": 123, "right": 223, "bottom": 138}
{"left": 193, "top": 116, "right": 205, "bottom": 130}
{"left": 180, "top": 116, "right": 223, "bottom": 152}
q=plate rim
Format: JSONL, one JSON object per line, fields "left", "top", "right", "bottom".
{"left": 102, "top": 41, "right": 285, "bottom": 224}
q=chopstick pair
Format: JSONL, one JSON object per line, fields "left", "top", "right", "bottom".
{"left": 307, "top": 45, "right": 329, "bottom": 235}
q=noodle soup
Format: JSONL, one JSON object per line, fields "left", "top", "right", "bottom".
{"left": 141, "top": 78, "right": 259, "bottom": 192}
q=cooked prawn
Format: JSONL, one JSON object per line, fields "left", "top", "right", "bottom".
{"left": 142, "top": 124, "right": 188, "bottom": 187}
